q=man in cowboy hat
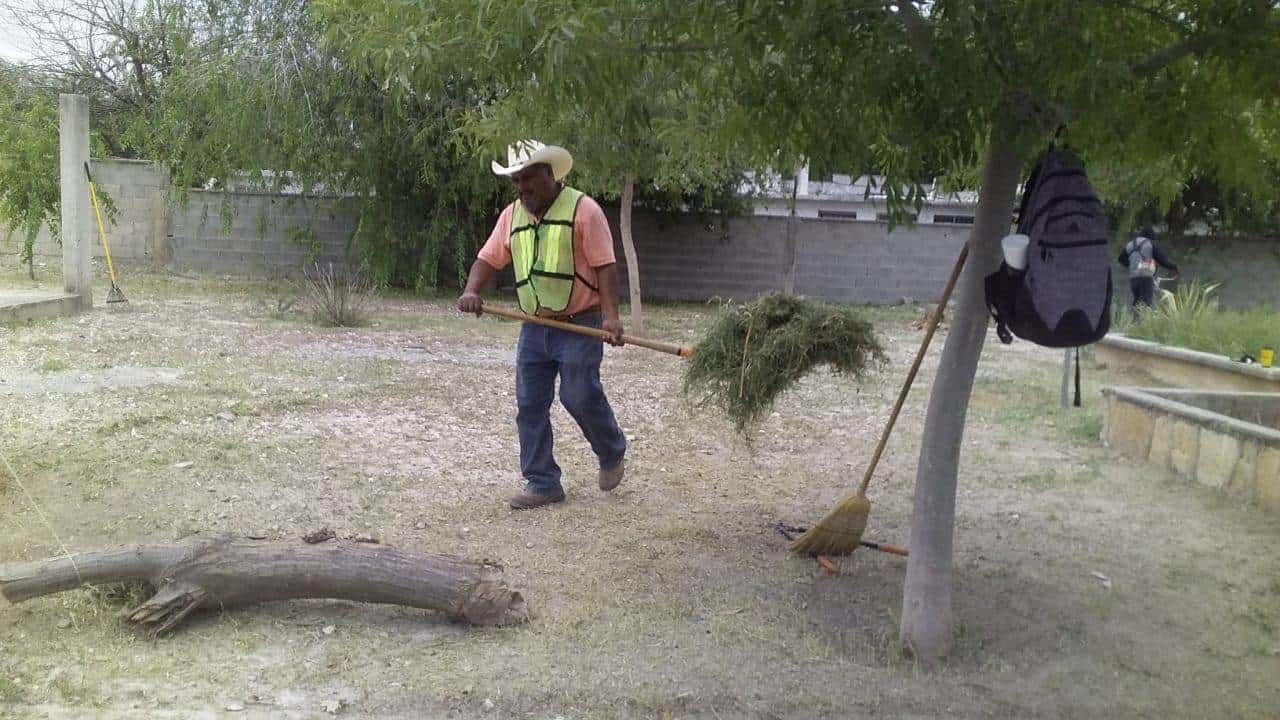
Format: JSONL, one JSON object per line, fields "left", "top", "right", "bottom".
{"left": 457, "top": 140, "right": 627, "bottom": 509}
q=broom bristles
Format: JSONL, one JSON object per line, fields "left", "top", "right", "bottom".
{"left": 788, "top": 494, "right": 871, "bottom": 556}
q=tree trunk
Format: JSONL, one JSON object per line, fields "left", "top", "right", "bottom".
{"left": 783, "top": 170, "right": 801, "bottom": 294}
{"left": 619, "top": 175, "right": 644, "bottom": 335}
{"left": 900, "top": 122, "right": 1022, "bottom": 662}
{"left": 0, "top": 535, "right": 527, "bottom": 635}
{"left": 1163, "top": 198, "right": 1188, "bottom": 243}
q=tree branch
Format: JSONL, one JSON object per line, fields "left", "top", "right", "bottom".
{"left": 1088, "top": 0, "right": 1188, "bottom": 32}
{"left": 1131, "top": 34, "right": 1213, "bottom": 75}
{"left": 878, "top": 2, "right": 941, "bottom": 71}
{"left": 1131, "top": 13, "right": 1280, "bottom": 76}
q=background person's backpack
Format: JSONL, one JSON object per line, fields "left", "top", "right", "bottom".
{"left": 1124, "top": 235, "right": 1158, "bottom": 277}
{"left": 985, "top": 147, "right": 1112, "bottom": 348}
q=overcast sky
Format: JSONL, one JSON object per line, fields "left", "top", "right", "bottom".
{"left": 0, "top": 0, "right": 40, "bottom": 62}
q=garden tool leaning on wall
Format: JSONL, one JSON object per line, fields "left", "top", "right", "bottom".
{"left": 84, "top": 162, "right": 127, "bottom": 304}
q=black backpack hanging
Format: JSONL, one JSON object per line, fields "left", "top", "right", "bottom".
{"left": 985, "top": 147, "right": 1112, "bottom": 348}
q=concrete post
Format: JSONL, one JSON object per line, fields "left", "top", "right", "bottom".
{"left": 59, "top": 94, "right": 92, "bottom": 307}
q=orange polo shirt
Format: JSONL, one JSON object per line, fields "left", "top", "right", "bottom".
{"left": 478, "top": 192, "right": 616, "bottom": 316}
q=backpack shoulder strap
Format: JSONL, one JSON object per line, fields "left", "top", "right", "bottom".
{"left": 1015, "top": 154, "right": 1047, "bottom": 234}
{"left": 984, "top": 271, "right": 1016, "bottom": 345}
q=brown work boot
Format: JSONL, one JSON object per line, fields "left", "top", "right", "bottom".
{"left": 508, "top": 485, "right": 566, "bottom": 510}
{"left": 598, "top": 459, "right": 625, "bottom": 492}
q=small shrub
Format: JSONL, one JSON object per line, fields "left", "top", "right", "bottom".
{"left": 299, "top": 262, "right": 371, "bottom": 327}
{"left": 39, "top": 358, "right": 70, "bottom": 374}
{"left": 1155, "top": 279, "right": 1221, "bottom": 321}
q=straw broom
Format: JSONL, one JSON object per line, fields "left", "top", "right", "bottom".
{"left": 789, "top": 243, "right": 969, "bottom": 556}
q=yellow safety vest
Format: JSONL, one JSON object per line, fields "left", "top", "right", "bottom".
{"left": 510, "top": 186, "right": 588, "bottom": 314}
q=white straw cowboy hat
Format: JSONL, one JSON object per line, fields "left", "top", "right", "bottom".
{"left": 491, "top": 140, "right": 573, "bottom": 181}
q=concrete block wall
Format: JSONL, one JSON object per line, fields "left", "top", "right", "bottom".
{"left": 2, "top": 222, "right": 55, "bottom": 262}
{"left": 14, "top": 158, "right": 169, "bottom": 264}
{"left": 88, "top": 159, "right": 170, "bottom": 263}
{"left": 3, "top": 157, "right": 1276, "bottom": 307}
{"left": 2, "top": 158, "right": 358, "bottom": 279}
{"left": 604, "top": 210, "right": 967, "bottom": 304}
{"left": 607, "top": 213, "right": 791, "bottom": 301}
{"left": 792, "top": 219, "right": 965, "bottom": 303}
{"left": 166, "top": 190, "right": 359, "bottom": 277}
{"left": 1172, "top": 235, "right": 1280, "bottom": 310}
{"left": 609, "top": 208, "right": 1276, "bottom": 307}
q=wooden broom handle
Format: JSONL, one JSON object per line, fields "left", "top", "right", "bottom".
{"left": 856, "top": 243, "right": 969, "bottom": 497}
{"left": 480, "top": 305, "right": 693, "bottom": 358}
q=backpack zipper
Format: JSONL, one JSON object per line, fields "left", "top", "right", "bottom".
{"left": 1025, "top": 194, "right": 1102, "bottom": 231}
{"left": 1046, "top": 209, "right": 1098, "bottom": 225}
{"left": 1039, "top": 237, "right": 1107, "bottom": 249}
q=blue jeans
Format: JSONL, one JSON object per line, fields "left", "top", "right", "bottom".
{"left": 516, "top": 314, "right": 627, "bottom": 493}
{"left": 1130, "top": 276, "right": 1155, "bottom": 309}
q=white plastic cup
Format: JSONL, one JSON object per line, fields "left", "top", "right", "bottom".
{"left": 1002, "top": 234, "right": 1030, "bottom": 270}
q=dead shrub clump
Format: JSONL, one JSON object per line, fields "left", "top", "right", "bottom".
{"left": 300, "top": 262, "right": 371, "bottom": 327}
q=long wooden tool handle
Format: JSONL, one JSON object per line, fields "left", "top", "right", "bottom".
{"left": 481, "top": 305, "right": 693, "bottom": 358}
{"left": 855, "top": 243, "right": 969, "bottom": 497}
{"left": 860, "top": 540, "right": 909, "bottom": 557}
{"left": 84, "top": 162, "right": 119, "bottom": 285}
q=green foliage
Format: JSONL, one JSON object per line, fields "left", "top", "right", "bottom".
{"left": 316, "top": 0, "right": 1280, "bottom": 226}
{"left": 633, "top": 173, "right": 753, "bottom": 221}
{"left": 0, "top": 0, "right": 507, "bottom": 292}
{"left": 1119, "top": 280, "right": 1279, "bottom": 359}
{"left": 1156, "top": 279, "right": 1221, "bottom": 319}
{"left": 683, "top": 294, "right": 886, "bottom": 432}
{"left": 5, "top": 0, "right": 1277, "bottom": 291}
{"left": 315, "top": 0, "right": 749, "bottom": 210}
{"left": 39, "top": 357, "right": 71, "bottom": 374}
{"left": 0, "top": 68, "right": 59, "bottom": 271}
{"left": 130, "top": 0, "right": 508, "bottom": 291}
{"left": 286, "top": 225, "right": 321, "bottom": 263}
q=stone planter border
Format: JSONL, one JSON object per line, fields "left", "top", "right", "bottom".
{"left": 1101, "top": 386, "right": 1280, "bottom": 510}
{"left": 1096, "top": 334, "right": 1280, "bottom": 392}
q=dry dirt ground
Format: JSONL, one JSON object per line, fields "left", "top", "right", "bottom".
{"left": 1, "top": 268, "right": 1278, "bottom": 719}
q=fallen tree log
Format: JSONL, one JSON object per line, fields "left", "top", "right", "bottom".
{"left": 0, "top": 534, "right": 527, "bottom": 635}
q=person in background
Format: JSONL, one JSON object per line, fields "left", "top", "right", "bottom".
{"left": 1118, "top": 224, "right": 1179, "bottom": 309}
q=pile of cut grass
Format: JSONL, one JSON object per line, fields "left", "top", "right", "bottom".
{"left": 683, "top": 294, "right": 886, "bottom": 431}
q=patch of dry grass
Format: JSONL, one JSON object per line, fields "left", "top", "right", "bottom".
{"left": 2, "top": 273, "right": 1279, "bottom": 718}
